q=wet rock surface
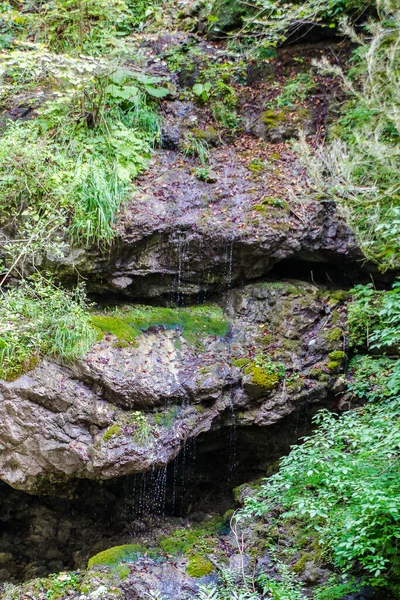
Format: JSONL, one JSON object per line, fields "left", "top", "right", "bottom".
{"left": 44, "top": 142, "right": 364, "bottom": 299}
{"left": 0, "top": 280, "right": 348, "bottom": 495}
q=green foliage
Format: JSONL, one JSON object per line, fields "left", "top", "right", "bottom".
{"left": 93, "top": 304, "right": 229, "bottom": 343}
{"left": 237, "top": 0, "right": 376, "bottom": 48}
{"left": 0, "top": 42, "right": 163, "bottom": 276}
{"left": 258, "top": 563, "right": 306, "bottom": 599}
{"left": 182, "top": 132, "right": 210, "bottom": 164}
{"left": 0, "top": 0, "right": 161, "bottom": 54}
{"left": 197, "top": 570, "right": 261, "bottom": 599}
{"left": 348, "top": 355, "right": 400, "bottom": 402}
{"left": 274, "top": 73, "right": 316, "bottom": 108}
{"left": 0, "top": 275, "right": 96, "bottom": 380}
{"left": 239, "top": 399, "right": 400, "bottom": 585}
{"left": 0, "top": 572, "right": 82, "bottom": 600}
{"left": 348, "top": 281, "right": 400, "bottom": 350}
{"left": 297, "top": 4, "right": 400, "bottom": 270}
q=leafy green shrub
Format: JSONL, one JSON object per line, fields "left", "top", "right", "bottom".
{"left": 239, "top": 399, "right": 400, "bottom": 586}
{"left": 1, "top": 0, "right": 160, "bottom": 54}
{"left": 0, "top": 51, "right": 163, "bottom": 273}
{"left": 348, "top": 281, "right": 400, "bottom": 350}
{"left": 237, "top": 0, "right": 376, "bottom": 47}
{"left": 0, "top": 275, "right": 96, "bottom": 380}
{"left": 348, "top": 356, "right": 400, "bottom": 402}
{"left": 275, "top": 73, "right": 316, "bottom": 108}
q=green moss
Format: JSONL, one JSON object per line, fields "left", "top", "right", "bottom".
{"left": 91, "top": 315, "right": 137, "bottom": 342}
{"left": 244, "top": 363, "right": 280, "bottom": 389}
{"left": 324, "top": 327, "right": 343, "bottom": 343}
{"left": 330, "top": 290, "right": 351, "bottom": 303}
{"left": 154, "top": 406, "right": 179, "bottom": 428}
{"left": 192, "top": 126, "right": 219, "bottom": 144}
{"left": 327, "top": 361, "right": 339, "bottom": 371}
{"left": 1, "top": 354, "right": 39, "bottom": 381}
{"left": 262, "top": 109, "right": 285, "bottom": 127}
{"left": 113, "top": 340, "right": 130, "bottom": 348}
{"left": 282, "top": 339, "right": 300, "bottom": 351}
{"left": 88, "top": 544, "right": 147, "bottom": 568}
{"left": 308, "top": 367, "right": 330, "bottom": 382}
{"left": 262, "top": 333, "right": 275, "bottom": 346}
{"left": 329, "top": 350, "right": 346, "bottom": 361}
{"left": 233, "top": 357, "right": 251, "bottom": 368}
{"left": 186, "top": 554, "right": 214, "bottom": 577}
{"left": 159, "top": 518, "right": 222, "bottom": 557}
{"left": 248, "top": 159, "right": 264, "bottom": 172}
{"left": 92, "top": 304, "right": 229, "bottom": 345}
{"left": 103, "top": 424, "right": 123, "bottom": 442}
{"left": 292, "top": 552, "right": 313, "bottom": 574}
{"left": 115, "top": 564, "right": 130, "bottom": 580}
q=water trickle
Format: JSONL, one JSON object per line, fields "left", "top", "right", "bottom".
{"left": 227, "top": 388, "right": 238, "bottom": 482}
{"left": 227, "top": 237, "right": 234, "bottom": 290}
{"left": 173, "top": 231, "right": 189, "bottom": 306}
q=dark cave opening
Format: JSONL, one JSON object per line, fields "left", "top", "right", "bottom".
{"left": 0, "top": 403, "right": 318, "bottom": 583}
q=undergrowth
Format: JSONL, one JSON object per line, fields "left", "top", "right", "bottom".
{"left": 296, "top": 0, "right": 400, "bottom": 271}
{"left": 0, "top": 275, "right": 95, "bottom": 380}
{"left": 0, "top": 15, "right": 166, "bottom": 282}
{"left": 235, "top": 280, "right": 400, "bottom": 596}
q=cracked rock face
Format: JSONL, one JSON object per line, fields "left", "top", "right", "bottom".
{"left": 43, "top": 143, "right": 364, "bottom": 299}
{"left": 0, "top": 280, "right": 348, "bottom": 495}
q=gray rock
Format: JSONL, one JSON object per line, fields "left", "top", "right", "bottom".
{"left": 0, "top": 281, "right": 348, "bottom": 495}
{"left": 40, "top": 145, "right": 364, "bottom": 300}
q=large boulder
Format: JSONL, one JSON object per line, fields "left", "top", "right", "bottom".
{"left": 41, "top": 145, "right": 364, "bottom": 299}
{"left": 0, "top": 281, "right": 348, "bottom": 495}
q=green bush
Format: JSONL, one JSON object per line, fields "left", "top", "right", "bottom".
{"left": 296, "top": 3, "right": 400, "bottom": 270}
{"left": 348, "top": 281, "right": 400, "bottom": 350}
{"left": 239, "top": 399, "right": 400, "bottom": 586}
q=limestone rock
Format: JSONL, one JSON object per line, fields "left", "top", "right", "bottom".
{"left": 0, "top": 281, "right": 348, "bottom": 495}
{"left": 43, "top": 145, "right": 365, "bottom": 300}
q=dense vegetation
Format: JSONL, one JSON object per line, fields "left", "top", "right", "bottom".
{"left": 0, "top": 0, "right": 399, "bottom": 598}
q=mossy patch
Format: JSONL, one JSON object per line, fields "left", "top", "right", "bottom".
{"left": 103, "top": 424, "right": 122, "bottom": 442}
{"left": 328, "top": 350, "right": 346, "bottom": 361}
{"left": 88, "top": 544, "right": 147, "bottom": 568}
{"left": 92, "top": 304, "right": 229, "bottom": 344}
{"left": 324, "top": 327, "right": 343, "bottom": 343}
{"left": 327, "top": 361, "right": 339, "bottom": 372}
{"left": 308, "top": 367, "right": 330, "bottom": 382}
{"left": 159, "top": 517, "right": 223, "bottom": 558}
{"left": 91, "top": 316, "right": 137, "bottom": 343}
{"left": 245, "top": 364, "right": 280, "bottom": 389}
{"left": 232, "top": 357, "right": 251, "bottom": 368}
{"left": 186, "top": 554, "right": 214, "bottom": 577}
{"left": 262, "top": 109, "right": 286, "bottom": 127}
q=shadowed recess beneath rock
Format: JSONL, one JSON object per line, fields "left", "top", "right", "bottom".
{"left": 0, "top": 408, "right": 319, "bottom": 583}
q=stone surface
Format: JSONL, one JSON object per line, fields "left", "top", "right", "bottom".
{"left": 0, "top": 280, "right": 348, "bottom": 495}
{"left": 42, "top": 141, "right": 364, "bottom": 299}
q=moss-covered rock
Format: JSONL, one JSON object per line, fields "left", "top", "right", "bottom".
{"left": 208, "top": 0, "right": 252, "bottom": 35}
{"left": 88, "top": 544, "right": 147, "bottom": 568}
{"left": 186, "top": 554, "right": 214, "bottom": 577}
